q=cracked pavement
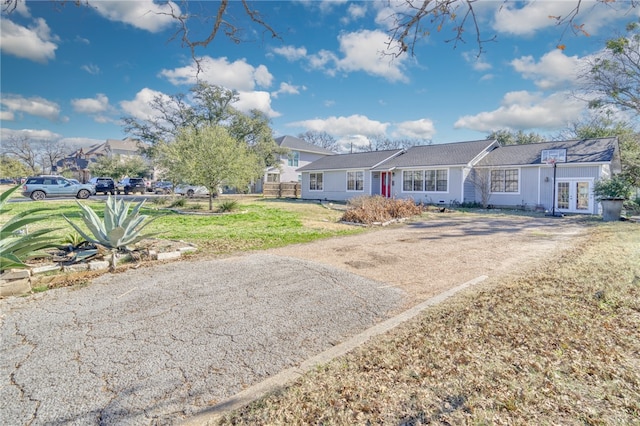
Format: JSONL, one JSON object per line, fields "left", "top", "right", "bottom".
{"left": 1, "top": 253, "right": 405, "bottom": 425}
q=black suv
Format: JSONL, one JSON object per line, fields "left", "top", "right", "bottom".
{"left": 89, "top": 177, "right": 115, "bottom": 195}
{"left": 117, "top": 177, "right": 146, "bottom": 195}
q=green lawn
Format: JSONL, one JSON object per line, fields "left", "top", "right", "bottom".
{"left": 0, "top": 193, "right": 363, "bottom": 256}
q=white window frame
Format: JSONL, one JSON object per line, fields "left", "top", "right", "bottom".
{"left": 402, "top": 169, "right": 449, "bottom": 193}
{"left": 288, "top": 151, "right": 300, "bottom": 167}
{"left": 309, "top": 172, "right": 323, "bottom": 191}
{"left": 346, "top": 170, "right": 364, "bottom": 192}
{"left": 490, "top": 168, "right": 520, "bottom": 194}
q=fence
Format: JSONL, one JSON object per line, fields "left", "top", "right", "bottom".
{"left": 263, "top": 182, "right": 301, "bottom": 198}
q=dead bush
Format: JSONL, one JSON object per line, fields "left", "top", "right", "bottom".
{"left": 341, "top": 196, "right": 422, "bottom": 224}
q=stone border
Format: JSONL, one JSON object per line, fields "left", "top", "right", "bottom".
{"left": 0, "top": 245, "right": 198, "bottom": 298}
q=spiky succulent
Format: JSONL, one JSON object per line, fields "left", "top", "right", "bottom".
{"left": 1, "top": 185, "right": 61, "bottom": 271}
{"left": 63, "top": 196, "right": 161, "bottom": 270}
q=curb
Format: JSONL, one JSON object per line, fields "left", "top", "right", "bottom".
{"left": 181, "top": 274, "right": 488, "bottom": 425}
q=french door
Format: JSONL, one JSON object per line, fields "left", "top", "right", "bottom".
{"left": 556, "top": 179, "right": 592, "bottom": 213}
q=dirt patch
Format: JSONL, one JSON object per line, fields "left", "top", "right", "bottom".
{"left": 268, "top": 213, "right": 587, "bottom": 305}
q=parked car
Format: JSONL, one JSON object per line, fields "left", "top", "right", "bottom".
{"left": 174, "top": 184, "right": 212, "bottom": 198}
{"left": 88, "top": 177, "right": 116, "bottom": 195}
{"left": 153, "top": 181, "right": 173, "bottom": 194}
{"left": 0, "top": 178, "right": 17, "bottom": 185}
{"left": 21, "top": 175, "right": 95, "bottom": 201}
{"left": 116, "top": 177, "right": 146, "bottom": 195}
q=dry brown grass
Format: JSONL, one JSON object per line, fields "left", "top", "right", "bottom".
{"left": 341, "top": 196, "right": 423, "bottom": 224}
{"left": 219, "top": 222, "right": 640, "bottom": 425}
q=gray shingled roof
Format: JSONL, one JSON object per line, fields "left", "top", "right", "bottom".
{"left": 476, "top": 137, "right": 619, "bottom": 167}
{"left": 275, "top": 135, "right": 335, "bottom": 155}
{"left": 297, "top": 149, "right": 402, "bottom": 171}
{"left": 371, "top": 139, "right": 498, "bottom": 170}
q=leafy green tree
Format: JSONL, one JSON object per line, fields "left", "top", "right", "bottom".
{"left": 89, "top": 155, "right": 150, "bottom": 180}
{"left": 156, "top": 126, "right": 261, "bottom": 210}
{"left": 488, "top": 129, "right": 546, "bottom": 145}
{"left": 560, "top": 117, "right": 640, "bottom": 187}
{"left": 123, "top": 82, "right": 282, "bottom": 182}
{"left": 0, "top": 155, "right": 30, "bottom": 179}
{"left": 584, "top": 21, "right": 640, "bottom": 113}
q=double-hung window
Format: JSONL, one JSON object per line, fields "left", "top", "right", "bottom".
{"left": 288, "top": 151, "right": 299, "bottom": 167}
{"left": 491, "top": 169, "right": 519, "bottom": 193}
{"left": 309, "top": 172, "right": 323, "bottom": 191}
{"left": 347, "top": 171, "right": 364, "bottom": 191}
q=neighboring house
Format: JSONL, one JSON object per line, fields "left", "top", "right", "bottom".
{"left": 55, "top": 138, "right": 147, "bottom": 182}
{"left": 298, "top": 137, "right": 621, "bottom": 215}
{"left": 258, "top": 135, "right": 335, "bottom": 193}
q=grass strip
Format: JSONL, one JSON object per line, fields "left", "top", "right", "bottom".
{"left": 220, "top": 222, "right": 640, "bottom": 425}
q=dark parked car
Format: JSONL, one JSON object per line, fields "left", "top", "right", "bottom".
{"left": 153, "top": 181, "right": 173, "bottom": 194}
{"left": 21, "top": 175, "right": 95, "bottom": 200}
{"left": 116, "top": 177, "right": 146, "bottom": 195}
{"left": 89, "top": 177, "right": 116, "bottom": 195}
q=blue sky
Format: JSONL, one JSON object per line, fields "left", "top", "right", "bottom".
{"left": 1, "top": 0, "right": 638, "bottom": 153}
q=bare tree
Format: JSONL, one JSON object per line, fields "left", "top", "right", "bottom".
{"left": 297, "top": 131, "right": 339, "bottom": 152}
{"left": 356, "top": 134, "right": 431, "bottom": 152}
{"left": 1, "top": 136, "right": 39, "bottom": 174}
{"left": 3, "top": 0, "right": 631, "bottom": 59}
{"left": 40, "top": 140, "right": 70, "bottom": 174}
{"left": 467, "top": 167, "right": 492, "bottom": 208}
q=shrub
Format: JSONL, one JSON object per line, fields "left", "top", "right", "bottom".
{"left": 593, "top": 175, "right": 632, "bottom": 200}
{"left": 341, "top": 196, "right": 422, "bottom": 224}
{"left": 217, "top": 199, "right": 239, "bottom": 213}
{"left": 169, "top": 197, "right": 187, "bottom": 208}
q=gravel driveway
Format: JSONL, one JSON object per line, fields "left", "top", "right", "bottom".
{"left": 0, "top": 214, "right": 586, "bottom": 425}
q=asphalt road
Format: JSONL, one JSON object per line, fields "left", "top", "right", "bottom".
{"left": 0, "top": 253, "right": 405, "bottom": 425}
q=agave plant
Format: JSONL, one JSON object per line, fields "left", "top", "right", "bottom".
{"left": 0, "top": 185, "right": 61, "bottom": 272}
{"left": 63, "top": 195, "right": 161, "bottom": 271}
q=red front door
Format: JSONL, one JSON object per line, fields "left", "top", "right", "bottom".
{"left": 381, "top": 172, "right": 391, "bottom": 198}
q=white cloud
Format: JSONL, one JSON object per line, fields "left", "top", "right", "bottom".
{"left": 91, "top": 1, "right": 179, "bottom": 32}
{"left": 463, "top": 51, "right": 492, "bottom": 72}
{"left": 0, "top": 17, "right": 58, "bottom": 62}
{"left": 0, "top": 127, "right": 62, "bottom": 144}
{"left": 120, "top": 88, "right": 171, "bottom": 121}
{"left": 159, "top": 56, "right": 273, "bottom": 91}
{"left": 454, "top": 91, "right": 586, "bottom": 132}
{"left": 308, "top": 49, "right": 338, "bottom": 72}
{"left": 335, "top": 30, "right": 408, "bottom": 82}
{"left": 392, "top": 119, "right": 436, "bottom": 140}
{"left": 0, "top": 110, "right": 15, "bottom": 121}
{"left": 81, "top": 63, "right": 101, "bottom": 75}
{"left": 0, "top": 94, "right": 63, "bottom": 121}
{"left": 272, "top": 45, "right": 308, "bottom": 61}
{"left": 271, "top": 82, "right": 305, "bottom": 99}
{"left": 71, "top": 94, "right": 110, "bottom": 114}
{"left": 288, "top": 114, "right": 389, "bottom": 137}
{"left": 511, "top": 49, "right": 581, "bottom": 89}
{"left": 341, "top": 3, "right": 367, "bottom": 24}
{"left": 492, "top": 0, "right": 630, "bottom": 37}
{"left": 235, "top": 91, "right": 280, "bottom": 118}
